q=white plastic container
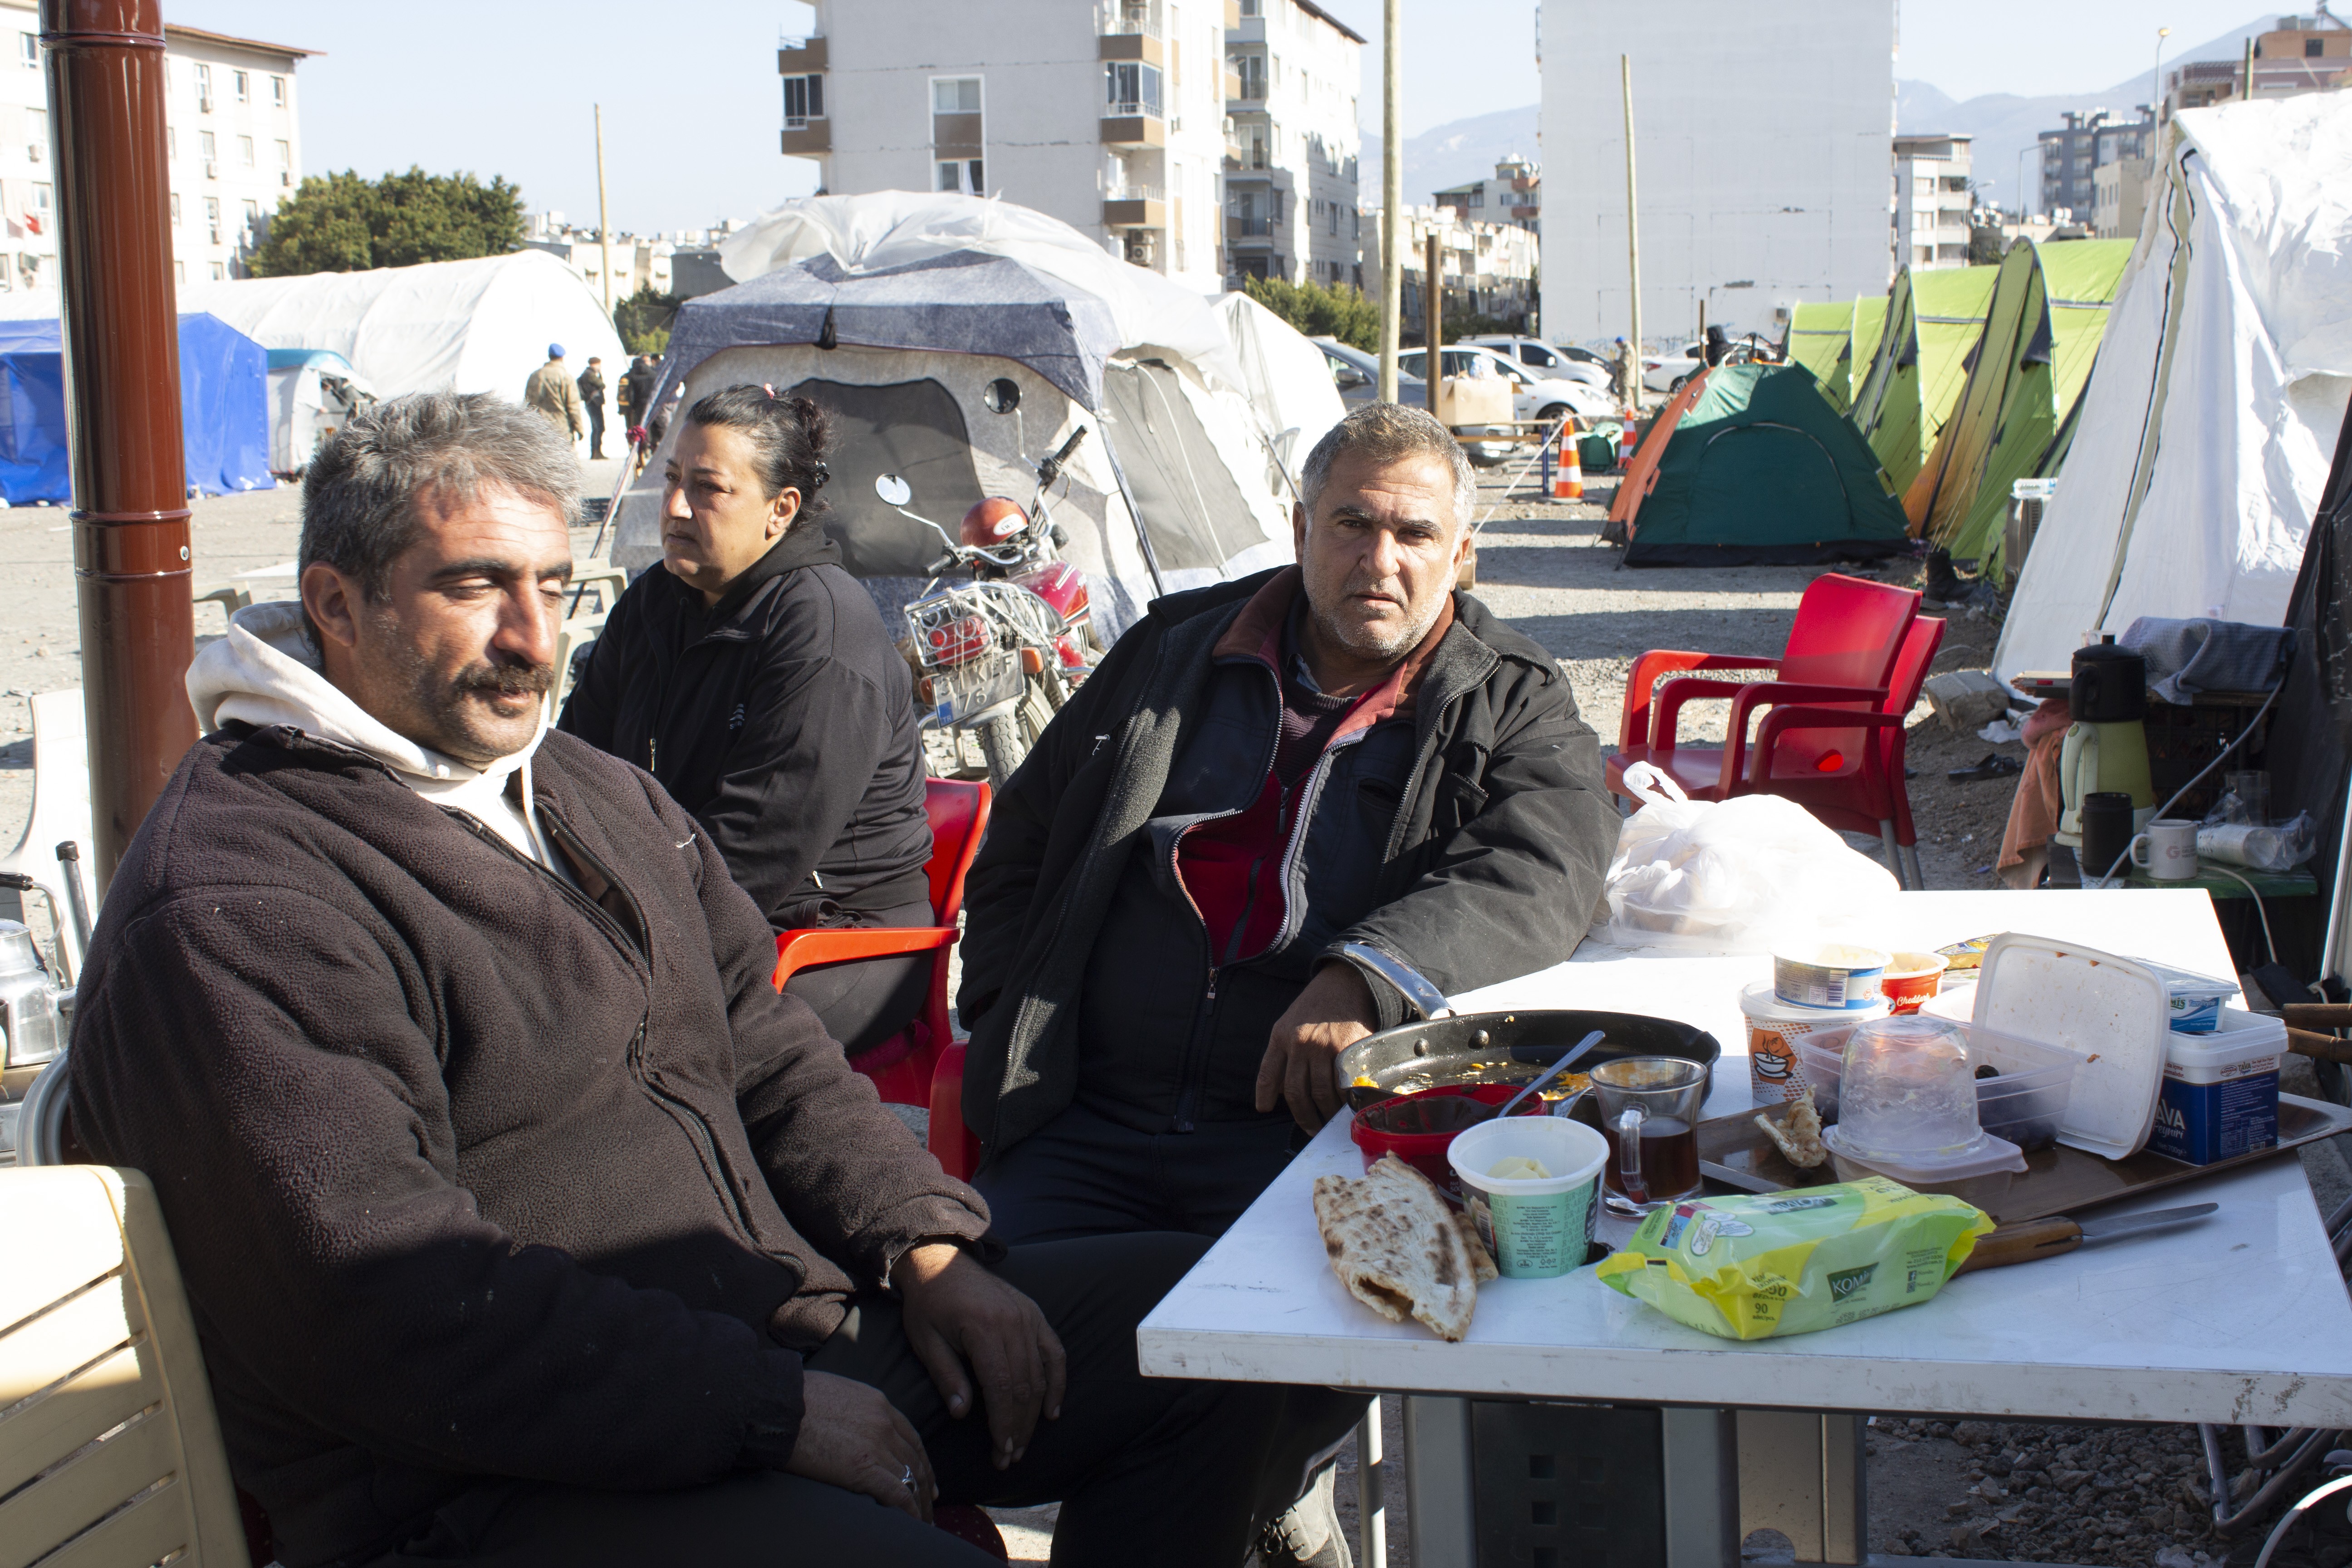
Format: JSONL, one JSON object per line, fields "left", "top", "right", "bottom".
{"left": 1773, "top": 944, "right": 1892, "bottom": 1010}
{"left": 1788, "top": 1016, "right": 2081, "bottom": 1148}
{"left": 2147, "top": 1007, "right": 2284, "bottom": 1165}
{"left": 1741, "top": 980, "right": 1886, "bottom": 1103}
{"left": 1448, "top": 1116, "right": 1610, "bottom": 1279}
{"left": 1970, "top": 934, "right": 2171, "bottom": 1160}
{"left": 2136, "top": 960, "right": 2240, "bottom": 1035}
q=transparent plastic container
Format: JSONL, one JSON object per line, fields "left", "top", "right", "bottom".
{"left": 1790, "top": 1017, "right": 2084, "bottom": 1149}
{"left": 1837, "top": 1015, "right": 1982, "bottom": 1160}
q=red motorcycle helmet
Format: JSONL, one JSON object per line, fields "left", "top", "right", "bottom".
{"left": 960, "top": 496, "right": 1025, "bottom": 548}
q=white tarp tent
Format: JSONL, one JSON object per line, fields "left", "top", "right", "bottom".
{"left": 1995, "top": 94, "right": 2352, "bottom": 686}
{"left": 1211, "top": 291, "right": 1347, "bottom": 493}
{"left": 179, "top": 251, "right": 624, "bottom": 412}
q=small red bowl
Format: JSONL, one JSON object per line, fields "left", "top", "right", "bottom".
{"left": 1350, "top": 1083, "right": 1550, "bottom": 1200}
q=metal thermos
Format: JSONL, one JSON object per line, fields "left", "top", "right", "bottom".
{"left": 0, "top": 919, "right": 69, "bottom": 1075}
{"left": 2069, "top": 637, "right": 2148, "bottom": 722}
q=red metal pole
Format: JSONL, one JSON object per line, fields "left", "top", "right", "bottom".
{"left": 43, "top": 0, "right": 194, "bottom": 885}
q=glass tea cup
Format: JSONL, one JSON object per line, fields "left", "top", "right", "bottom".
{"left": 1590, "top": 1056, "right": 1708, "bottom": 1216}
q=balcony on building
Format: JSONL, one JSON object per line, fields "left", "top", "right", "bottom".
{"left": 1104, "top": 182, "right": 1167, "bottom": 229}
{"left": 777, "top": 36, "right": 826, "bottom": 72}
{"left": 1100, "top": 1, "right": 1165, "bottom": 64}
{"left": 1226, "top": 214, "right": 1274, "bottom": 245}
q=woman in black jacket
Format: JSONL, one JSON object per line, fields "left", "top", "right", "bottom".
{"left": 562, "top": 386, "right": 935, "bottom": 1057}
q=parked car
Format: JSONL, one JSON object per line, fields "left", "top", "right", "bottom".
{"left": 1642, "top": 341, "right": 1708, "bottom": 394}
{"left": 1401, "top": 343, "right": 1613, "bottom": 425}
{"left": 1313, "top": 336, "right": 1426, "bottom": 408}
{"left": 1462, "top": 334, "right": 1612, "bottom": 391}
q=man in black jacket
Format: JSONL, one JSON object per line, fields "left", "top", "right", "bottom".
{"left": 68, "top": 392, "right": 1355, "bottom": 1568}
{"left": 961, "top": 402, "right": 1617, "bottom": 1230}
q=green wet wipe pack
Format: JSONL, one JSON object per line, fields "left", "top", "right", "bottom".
{"left": 1595, "top": 1177, "right": 1994, "bottom": 1340}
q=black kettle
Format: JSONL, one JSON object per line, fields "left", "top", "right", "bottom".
{"left": 2069, "top": 637, "right": 2147, "bottom": 722}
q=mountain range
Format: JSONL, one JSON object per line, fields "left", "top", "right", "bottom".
{"left": 1362, "top": 15, "right": 2273, "bottom": 215}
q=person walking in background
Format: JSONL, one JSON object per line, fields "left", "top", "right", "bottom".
{"left": 625, "top": 354, "right": 659, "bottom": 433}
{"left": 578, "top": 355, "right": 609, "bottom": 460}
{"left": 615, "top": 355, "right": 641, "bottom": 435}
{"left": 524, "top": 343, "right": 586, "bottom": 449}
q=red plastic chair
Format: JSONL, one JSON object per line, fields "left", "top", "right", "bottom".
{"left": 1747, "top": 614, "right": 1945, "bottom": 888}
{"left": 1604, "top": 573, "right": 1921, "bottom": 854}
{"left": 773, "top": 779, "right": 991, "bottom": 1115}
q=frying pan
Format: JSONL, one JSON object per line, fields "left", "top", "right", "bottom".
{"left": 1334, "top": 942, "right": 1722, "bottom": 1115}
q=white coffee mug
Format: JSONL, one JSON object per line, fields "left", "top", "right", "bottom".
{"left": 2130, "top": 818, "right": 2200, "bottom": 881}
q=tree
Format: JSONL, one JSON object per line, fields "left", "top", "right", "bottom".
{"left": 615, "top": 286, "right": 680, "bottom": 356}
{"left": 1967, "top": 220, "right": 2007, "bottom": 267}
{"left": 248, "top": 167, "right": 526, "bottom": 277}
{"left": 1241, "top": 274, "right": 1381, "bottom": 352}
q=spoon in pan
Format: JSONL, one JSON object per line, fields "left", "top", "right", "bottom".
{"left": 1489, "top": 1029, "right": 1607, "bottom": 1122}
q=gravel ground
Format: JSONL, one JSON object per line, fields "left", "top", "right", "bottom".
{"left": 11, "top": 462, "right": 2352, "bottom": 1568}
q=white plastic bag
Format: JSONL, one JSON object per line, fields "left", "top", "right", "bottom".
{"left": 1591, "top": 763, "right": 1901, "bottom": 953}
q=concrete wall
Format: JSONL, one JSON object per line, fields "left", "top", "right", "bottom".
{"left": 1539, "top": 0, "right": 1894, "bottom": 346}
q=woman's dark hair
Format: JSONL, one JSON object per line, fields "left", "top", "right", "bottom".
{"left": 683, "top": 384, "right": 832, "bottom": 523}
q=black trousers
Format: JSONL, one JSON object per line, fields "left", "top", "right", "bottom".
{"left": 585, "top": 406, "right": 606, "bottom": 459}
{"left": 362, "top": 1234, "right": 1361, "bottom": 1566}
{"left": 977, "top": 1099, "right": 1302, "bottom": 1245}
{"left": 778, "top": 899, "right": 935, "bottom": 1059}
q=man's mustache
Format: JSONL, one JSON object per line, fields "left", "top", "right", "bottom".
{"left": 452, "top": 660, "right": 553, "bottom": 697}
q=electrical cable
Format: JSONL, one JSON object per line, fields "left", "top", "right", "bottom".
{"left": 2252, "top": 1470, "right": 2352, "bottom": 1568}
{"left": 2209, "top": 864, "right": 2280, "bottom": 969}
{"left": 2092, "top": 680, "right": 2281, "bottom": 886}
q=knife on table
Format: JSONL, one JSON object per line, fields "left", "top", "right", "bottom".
{"left": 1953, "top": 1203, "right": 2220, "bottom": 1274}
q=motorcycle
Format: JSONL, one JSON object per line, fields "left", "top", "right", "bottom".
{"left": 876, "top": 399, "right": 1102, "bottom": 786}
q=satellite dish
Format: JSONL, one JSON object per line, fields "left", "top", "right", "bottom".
{"left": 982, "top": 377, "right": 1021, "bottom": 414}
{"left": 873, "top": 474, "right": 912, "bottom": 507}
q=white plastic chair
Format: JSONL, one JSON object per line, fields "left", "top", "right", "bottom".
{"left": 0, "top": 1164, "right": 248, "bottom": 1567}
{"left": 0, "top": 688, "right": 98, "bottom": 981}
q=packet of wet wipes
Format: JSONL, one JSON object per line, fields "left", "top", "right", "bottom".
{"left": 1594, "top": 1177, "right": 1993, "bottom": 1340}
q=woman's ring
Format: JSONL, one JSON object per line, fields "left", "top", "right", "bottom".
{"left": 901, "top": 1464, "right": 916, "bottom": 1493}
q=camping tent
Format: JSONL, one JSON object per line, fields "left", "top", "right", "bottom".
{"left": 1904, "top": 238, "right": 2132, "bottom": 565}
{"left": 1614, "top": 363, "right": 1912, "bottom": 566}
{"left": 617, "top": 192, "right": 1292, "bottom": 637}
{"left": 263, "top": 348, "right": 377, "bottom": 477}
{"left": 1848, "top": 264, "right": 2000, "bottom": 495}
{"left": 1994, "top": 93, "right": 2352, "bottom": 688}
{"left": 1786, "top": 300, "right": 1858, "bottom": 410}
{"left": 1210, "top": 291, "right": 1346, "bottom": 491}
{"left": 179, "top": 251, "right": 624, "bottom": 411}
{"left": 0, "top": 313, "right": 272, "bottom": 502}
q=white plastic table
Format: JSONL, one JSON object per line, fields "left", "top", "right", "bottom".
{"left": 1137, "top": 891, "right": 2352, "bottom": 1565}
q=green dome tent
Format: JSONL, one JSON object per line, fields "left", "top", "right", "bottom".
{"left": 1619, "top": 363, "right": 1913, "bottom": 566}
{"left": 1786, "top": 300, "right": 1858, "bottom": 409}
{"left": 1848, "top": 264, "right": 2000, "bottom": 495}
{"left": 1905, "top": 237, "right": 2134, "bottom": 568}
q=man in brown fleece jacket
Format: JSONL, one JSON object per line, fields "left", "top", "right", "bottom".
{"left": 67, "top": 392, "right": 1355, "bottom": 1568}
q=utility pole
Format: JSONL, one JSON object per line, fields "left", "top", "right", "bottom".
{"left": 1423, "top": 231, "right": 1442, "bottom": 415}
{"left": 1378, "top": 0, "right": 1401, "bottom": 402}
{"left": 2240, "top": 35, "right": 2255, "bottom": 102}
{"left": 594, "top": 104, "right": 615, "bottom": 318}
{"left": 2151, "top": 26, "right": 2171, "bottom": 128}
{"left": 46, "top": 0, "right": 194, "bottom": 882}
{"left": 1622, "top": 55, "right": 1642, "bottom": 404}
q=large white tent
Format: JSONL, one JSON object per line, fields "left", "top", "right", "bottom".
{"left": 1995, "top": 94, "right": 2352, "bottom": 686}
{"left": 1211, "top": 291, "right": 1347, "bottom": 495}
{"left": 178, "top": 250, "right": 624, "bottom": 409}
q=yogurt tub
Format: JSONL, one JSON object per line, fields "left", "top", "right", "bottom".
{"left": 1773, "top": 944, "right": 1891, "bottom": 1011}
{"left": 1740, "top": 980, "right": 1886, "bottom": 1103}
{"left": 2147, "top": 1007, "right": 2284, "bottom": 1164}
{"left": 1878, "top": 952, "right": 1950, "bottom": 1014}
{"left": 1448, "top": 1116, "right": 1610, "bottom": 1279}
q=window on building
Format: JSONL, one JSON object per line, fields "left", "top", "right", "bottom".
{"left": 17, "top": 33, "right": 33, "bottom": 69}
{"left": 782, "top": 73, "right": 824, "bottom": 128}
{"left": 1105, "top": 61, "right": 1161, "bottom": 117}
{"left": 1240, "top": 0, "right": 1261, "bottom": 12}
{"left": 270, "top": 74, "right": 285, "bottom": 107}
{"left": 206, "top": 195, "right": 220, "bottom": 243}
{"left": 232, "top": 69, "right": 248, "bottom": 102}
{"left": 242, "top": 198, "right": 259, "bottom": 235}
{"left": 934, "top": 77, "right": 981, "bottom": 115}
{"left": 32, "top": 182, "right": 49, "bottom": 217}
{"left": 195, "top": 63, "right": 211, "bottom": 106}
{"left": 170, "top": 191, "right": 180, "bottom": 225}
{"left": 2308, "top": 36, "right": 2326, "bottom": 57}
{"left": 1233, "top": 51, "right": 1265, "bottom": 100}
{"left": 26, "top": 108, "right": 43, "bottom": 163}
{"left": 200, "top": 129, "right": 216, "bottom": 172}
{"left": 20, "top": 253, "right": 41, "bottom": 289}
{"left": 175, "top": 259, "right": 184, "bottom": 284}
{"left": 936, "top": 158, "right": 985, "bottom": 195}
{"left": 238, "top": 134, "right": 255, "bottom": 167}
{"left": 166, "top": 125, "right": 175, "bottom": 161}
{"left": 209, "top": 260, "right": 224, "bottom": 281}
{"left": 275, "top": 139, "right": 291, "bottom": 184}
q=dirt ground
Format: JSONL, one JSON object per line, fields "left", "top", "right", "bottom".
{"left": 7, "top": 461, "right": 2347, "bottom": 1567}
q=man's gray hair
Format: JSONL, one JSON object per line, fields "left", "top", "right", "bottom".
{"left": 1298, "top": 402, "right": 1477, "bottom": 527}
{"left": 299, "top": 391, "right": 581, "bottom": 633}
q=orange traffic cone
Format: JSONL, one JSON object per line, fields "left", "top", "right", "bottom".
{"left": 1553, "top": 437, "right": 1583, "bottom": 500}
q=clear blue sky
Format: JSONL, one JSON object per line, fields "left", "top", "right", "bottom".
{"left": 168, "top": 1, "right": 2267, "bottom": 235}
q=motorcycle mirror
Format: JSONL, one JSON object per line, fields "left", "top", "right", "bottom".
{"left": 982, "top": 378, "right": 1021, "bottom": 415}
{"left": 873, "top": 474, "right": 913, "bottom": 507}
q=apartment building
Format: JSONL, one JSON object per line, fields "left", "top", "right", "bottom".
{"left": 1539, "top": 0, "right": 1894, "bottom": 344}
{"left": 1363, "top": 204, "right": 1539, "bottom": 338}
{"left": 1222, "top": 0, "right": 1362, "bottom": 288}
{"left": 2037, "top": 109, "right": 2152, "bottom": 222}
{"left": 1433, "top": 155, "right": 1539, "bottom": 235}
{"left": 779, "top": 0, "right": 1232, "bottom": 294}
{"left": 0, "top": 5, "right": 307, "bottom": 295}
{"left": 1892, "top": 133, "right": 1972, "bottom": 271}
{"left": 2169, "top": 14, "right": 2351, "bottom": 117}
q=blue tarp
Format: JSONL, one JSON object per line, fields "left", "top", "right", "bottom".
{"left": 0, "top": 312, "right": 274, "bottom": 503}
{"left": 654, "top": 250, "right": 1122, "bottom": 413}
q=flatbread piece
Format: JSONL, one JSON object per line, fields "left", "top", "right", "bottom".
{"left": 1313, "top": 1155, "right": 1494, "bottom": 1342}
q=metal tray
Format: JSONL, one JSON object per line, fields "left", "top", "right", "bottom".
{"left": 1702, "top": 1093, "right": 2352, "bottom": 1225}
{"left": 1337, "top": 1008, "right": 1722, "bottom": 1116}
